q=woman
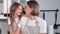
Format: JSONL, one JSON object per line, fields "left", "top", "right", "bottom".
{"left": 8, "top": 2, "right": 23, "bottom": 34}
{"left": 18, "top": 1, "right": 47, "bottom": 34}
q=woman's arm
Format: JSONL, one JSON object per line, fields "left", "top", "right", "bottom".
{"left": 8, "top": 18, "right": 14, "bottom": 34}
{"left": 15, "top": 27, "right": 22, "bottom": 34}
{"left": 9, "top": 25, "right": 22, "bottom": 34}
{"left": 9, "top": 25, "right": 14, "bottom": 34}
{"left": 8, "top": 22, "right": 21, "bottom": 34}
{"left": 8, "top": 18, "right": 22, "bottom": 34}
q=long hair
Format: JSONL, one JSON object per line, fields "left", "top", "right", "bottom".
{"left": 10, "top": 2, "right": 23, "bottom": 25}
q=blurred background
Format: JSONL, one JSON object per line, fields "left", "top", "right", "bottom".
{"left": 0, "top": 0, "right": 60, "bottom": 34}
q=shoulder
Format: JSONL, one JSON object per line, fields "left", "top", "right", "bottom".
{"left": 37, "top": 17, "right": 46, "bottom": 23}
{"left": 21, "top": 15, "right": 28, "bottom": 20}
{"left": 37, "top": 17, "right": 46, "bottom": 25}
{"left": 20, "top": 15, "right": 28, "bottom": 25}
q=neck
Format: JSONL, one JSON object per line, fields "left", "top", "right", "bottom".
{"left": 29, "top": 15, "right": 36, "bottom": 20}
{"left": 14, "top": 14, "right": 19, "bottom": 19}
{"left": 25, "top": 13, "right": 29, "bottom": 17}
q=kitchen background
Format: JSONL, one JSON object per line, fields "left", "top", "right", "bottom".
{"left": 0, "top": 0, "right": 60, "bottom": 34}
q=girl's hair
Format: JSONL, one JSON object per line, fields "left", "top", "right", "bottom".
{"left": 10, "top": 2, "right": 23, "bottom": 25}
{"left": 27, "top": 1, "right": 39, "bottom": 16}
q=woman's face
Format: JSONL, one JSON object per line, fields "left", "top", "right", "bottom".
{"left": 15, "top": 5, "right": 23, "bottom": 16}
{"left": 24, "top": 5, "right": 32, "bottom": 15}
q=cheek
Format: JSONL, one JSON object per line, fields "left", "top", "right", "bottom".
{"left": 25, "top": 8, "right": 31, "bottom": 13}
{"left": 25, "top": 8, "right": 28, "bottom": 12}
{"left": 16, "top": 10, "right": 22, "bottom": 15}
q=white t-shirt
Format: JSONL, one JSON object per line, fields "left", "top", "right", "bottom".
{"left": 8, "top": 17, "right": 20, "bottom": 32}
{"left": 18, "top": 16, "right": 47, "bottom": 33}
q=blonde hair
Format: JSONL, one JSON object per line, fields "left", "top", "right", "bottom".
{"left": 10, "top": 2, "right": 23, "bottom": 25}
{"left": 27, "top": 1, "right": 39, "bottom": 16}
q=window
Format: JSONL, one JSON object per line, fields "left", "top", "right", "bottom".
{"left": 7, "top": 0, "right": 29, "bottom": 13}
{"left": 12, "top": 0, "right": 19, "bottom": 3}
{"left": 20, "top": 0, "right": 26, "bottom": 6}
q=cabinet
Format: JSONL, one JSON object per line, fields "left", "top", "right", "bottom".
{"left": 0, "top": 0, "right": 29, "bottom": 19}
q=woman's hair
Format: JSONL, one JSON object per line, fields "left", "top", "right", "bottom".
{"left": 27, "top": 1, "right": 39, "bottom": 16}
{"left": 10, "top": 2, "right": 23, "bottom": 25}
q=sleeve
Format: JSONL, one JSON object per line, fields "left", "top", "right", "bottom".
{"left": 18, "top": 23, "right": 22, "bottom": 28}
{"left": 17, "top": 17, "right": 23, "bottom": 28}
{"left": 39, "top": 20, "right": 47, "bottom": 33}
{"left": 8, "top": 18, "right": 11, "bottom": 25}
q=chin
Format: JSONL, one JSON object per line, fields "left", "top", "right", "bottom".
{"left": 18, "top": 14, "right": 20, "bottom": 16}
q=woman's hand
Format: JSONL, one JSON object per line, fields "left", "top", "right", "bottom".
{"left": 9, "top": 25, "right": 14, "bottom": 34}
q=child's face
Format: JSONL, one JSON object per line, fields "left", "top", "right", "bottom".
{"left": 15, "top": 5, "right": 23, "bottom": 16}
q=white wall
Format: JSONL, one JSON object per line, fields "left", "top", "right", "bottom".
{"left": 38, "top": 0, "right": 60, "bottom": 33}
{"left": 0, "top": 0, "right": 60, "bottom": 34}
{"left": 38, "top": 0, "right": 60, "bottom": 25}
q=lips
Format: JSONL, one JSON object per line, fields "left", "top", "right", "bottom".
{"left": 17, "top": 11, "right": 22, "bottom": 15}
{"left": 18, "top": 12, "right": 21, "bottom": 14}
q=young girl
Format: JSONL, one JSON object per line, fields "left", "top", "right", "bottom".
{"left": 18, "top": 1, "right": 47, "bottom": 34}
{"left": 8, "top": 2, "right": 23, "bottom": 34}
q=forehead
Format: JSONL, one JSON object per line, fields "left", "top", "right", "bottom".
{"left": 18, "top": 5, "right": 23, "bottom": 9}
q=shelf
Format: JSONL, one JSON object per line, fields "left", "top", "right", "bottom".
{"left": 0, "top": 15, "right": 7, "bottom": 19}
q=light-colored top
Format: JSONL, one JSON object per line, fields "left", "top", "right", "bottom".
{"left": 8, "top": 18, "right": 19, "bottom": 25}
{"left": 8, "top": 17, "right": 20, "bottom": 32}
{"left": 18, "top": 16, "right": 47, "bottom": 34}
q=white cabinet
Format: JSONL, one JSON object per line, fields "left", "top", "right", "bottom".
{"left": 0, "top": 0, "right": 30, "bottom": 19}
{"left": 0, "top": 0, "right": 7, "bottom": 19}
{"left": 3, "top": 0, "right": 8, "bottom": 13}
{"left": 7, "top": 0, "right": 29, "bottom": 13}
